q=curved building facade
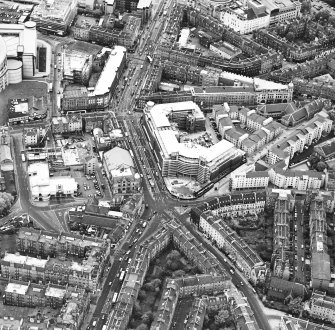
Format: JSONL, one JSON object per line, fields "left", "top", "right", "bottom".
{"left": 7, "top": 59, "right": 22, "bottom": 84}
{"left": 0, "top": 36, "right": 8, "bottom": 92}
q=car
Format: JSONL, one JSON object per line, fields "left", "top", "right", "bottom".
{"left": 240, "top": 281, "right": 244, "bottom": 286}
{"left": 235, "top": 284, "right": 240, "bottom": 288}
{"left": 230, "top": 267, "right": 235, "bottom": 274}
{"left": 102, "top": 315, "right": 105, "bottom": 320}
{"left": 108, "top": 281, "right": 112, "bottom": 286}
{"left": 119, "top": 257, "right": 123, "bottom": 261}
{"left": 126, "top": 250, "right": 131, "bottom": 255}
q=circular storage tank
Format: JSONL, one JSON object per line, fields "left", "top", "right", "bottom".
{"left": 7, "top": 59, "right": 22, "bottom": 84}
{"left": 24, "top": 21, "right": 36, "bottom": 29}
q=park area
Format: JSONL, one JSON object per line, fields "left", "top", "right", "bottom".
{"left": 128, "top": 248, "right": 201, "bottom": 330}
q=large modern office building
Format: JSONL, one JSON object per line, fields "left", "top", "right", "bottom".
{"left": 62, "top": 46, "right": 127, "bottom": 112}
{"left": 0, "top": 36, "right": 8, "bottom": 92}
{"left": 0, "top": 22, "right": 38, "bottom": 79}
{"left": 142, "top": 101, "right": 245, "bottom": 184}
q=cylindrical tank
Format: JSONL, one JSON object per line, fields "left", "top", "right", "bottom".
{"left": 7, "top": 59, "right": 22, "bottom": 84}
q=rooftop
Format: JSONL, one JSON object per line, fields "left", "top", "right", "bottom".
{"left": 93, "top": 46, "right": 126, "bottom": 96}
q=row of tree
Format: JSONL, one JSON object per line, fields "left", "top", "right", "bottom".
{"left": 0, "top": 192, "right": 14, "bottom": 216}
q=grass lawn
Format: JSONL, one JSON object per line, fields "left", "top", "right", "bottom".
{"left": 0, "top": 81, "right": 48, "bottom": 125}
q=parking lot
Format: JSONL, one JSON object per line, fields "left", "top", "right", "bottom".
{"left": 71, "top": 171, "right": 105, "bottom": 199}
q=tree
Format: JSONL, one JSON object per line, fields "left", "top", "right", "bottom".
{"left": 329, "top": 16, "right": 335, "bottom": 27}
{"left": 136, "top": 324, "right": 148, "bottom": 330}
{"left": 316, "top": 161, "right": 327, "bottom": 172}
{"left": 167, "top": 250, "right": 181, "bottom": 261}
{"left": 138, "top": 290, "right": 147, "bottom": 300}
{"left": 172, "top": 269, "right": 186, "bottom": 278}
{"left": 315, "top": 9, "right": 330, "bottom": 22}
{"left": 141, "top": 312, "right": 153, "bottom": 324}
{"left": 301, "top": 0, "right": 311, "bottom": 14}
{"left": 214, "top": 310, "right": 230, "bottom": 326}
{"left": 286, "top": 32, "right": 295, "bottom": 42}
{"left": 166, "top": 259, "right": 180, "bottom": 271}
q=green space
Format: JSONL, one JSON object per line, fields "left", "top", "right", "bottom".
{"left": 128, "top": 248, "right": 201, "bottom": 330}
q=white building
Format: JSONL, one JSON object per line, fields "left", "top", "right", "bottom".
{"left": 230, "top": 171, "right": 269, "bottom": 190}
{"left": 103, "top": 147, "right": 141, "bottom": 194}
{"left": 0, "top": 22, "right": 37, "bottom": 78}
{"left": 309, "top": 292, "right": 335, "bottom": 324}
{"left": 262, "top": 0, "right": 301, "bottom": 25}
{"left": 143, "top": 101, "right": 245, "bottom": 184}
{"left": 220, "top": 0, "right": 270, "bottom": 35}
{"left": 28, "top": 163, "right": 78, "bottom": 201}
{"left": 267, "top": 111, "right": 333, "bottom": 166}
{"left": 269, "top": 169, "right": 324, "bottom": 190}
{"left": 199, "top": 212, "right": 266, "bottom": 283}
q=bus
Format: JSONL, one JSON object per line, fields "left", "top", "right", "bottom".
{"left": 119, "top": 270, "right": 125, "bottom": 281}
{"left": 112, "top": 292, "right": 119, "bottom": 304}
{"left": 146, "top": 55, "right": 153, "bottom": 63}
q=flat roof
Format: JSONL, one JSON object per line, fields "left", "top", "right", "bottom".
{"left": 3, "top": 253, "right": 48, "bottom": 268}
{"left": 5, "top": 282, "right": 29, "bottom": 295}
{"left": 45, "top": 286, "right": 66, "bottom": 298}
{"left": 148, "top": 102, "right": 239, "bottom": 163}
{"left": 93, "top": 46, "right": 126, "bottom": 96}
{"left": 137, "top": 0, "right": 151, "bottom": 8}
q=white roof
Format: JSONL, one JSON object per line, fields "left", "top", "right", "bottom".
{"left": 45, "top": 286, "right": 66, "bottom": 298}
{"left": 253, "top": 77, "right": 288, "bottom": 91}
{"left": 31, "top": 176, "right": 77, "bottom": 195}
{"left": 179, "top": 28, "right": 190, "bottom": 47}
{"left": 93, "top": 46, "right": 126, "bottom": 96}
{"left": 4, "top": 253, "right": 48, "bottom": 268}
{"left": 137, "top": 0, "right": 151, "bottom": 8}
{"left": 148, "top": 101, "right": 236, "bottom": 163}
{"left": 151, "top": 111, "right": 170, "bottom": 128}
{"left": 5, "top": 282, "right": 29, "bottom": 295}
{"left": 28, "top": 163, "right": 50, "bottom": 187}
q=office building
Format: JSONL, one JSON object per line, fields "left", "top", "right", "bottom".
{"left": 262, "top": 0, "right": 301, "bottom": 25}
{"left": 269, "top": 169, "right": 325, "bottom": 190}
{"left": 230, "top": 171, "right": 269, "bottom": 190}
{"left": 0, "top": 22, "right": 38, "bottom": 78}
{"left": 219, "top": 0, "right": 270, "bottom": 35}
{"left": 103, "top": 147, "right": 141, "bottom": 195}
{"left": 30, "top": 0, "right": 78, "bottom": 36}
{"left": 143, "top": 101, "right": 245, "bottom": 184}
{"left": 62, "top": 46, "right": 126, "bottom": 112}
{"left": 0, "top": 36, "right": 8, "bottom": 92}
{"left": 28, "top": 162, "right": 78, "bottom": 201}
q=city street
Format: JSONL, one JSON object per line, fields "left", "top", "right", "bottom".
{"left": 2, "top": 2, "right": 274, "bottom": 329}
